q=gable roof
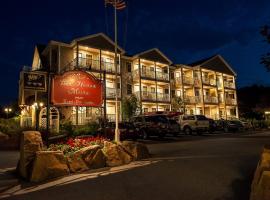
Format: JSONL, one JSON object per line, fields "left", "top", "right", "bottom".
{"left": 189, "top": 55, "right": 237, "bottom": 76}
{"left": 71, "top": 33, "right": 125, "bottom": 54}
{"left": 133, "top": 48, "right": 172, "bottom": 65}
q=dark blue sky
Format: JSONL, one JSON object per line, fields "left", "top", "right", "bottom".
{"left": 0, "top": 0, "right": 270, "bottom": 105}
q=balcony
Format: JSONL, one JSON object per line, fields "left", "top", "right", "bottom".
{"left": 136, "top": 91, "right": 156, "bottom": 101}
{"left": 202, "top": 77, "right": 216, "bottom": 86}
{"left": 194, "top": 78, "right": 201, "bottom": 87}
{"left": 224, "top": 81, "right": 235, "bottom": 89}
{"left": 225, "top": 98, "right": 237, "bottom": 105}
{"left": 62, "top": 58, "right": 119, "bottom": 73}
{"left": 184, "top": 96, "right": 197, "bottom": 104}
{"left": 141, "top": 69, "right": 155, "bottom": 79}
{"left": 157, "top": 93, "right": 170, "bottom": 102}
{"left": 174, "top": 77, "right": 182, "bottom": 86}
{"left": 106, "top": 88, "right": 121, "bottom": 99}
{"left": 204, "top": 96, "right": 218, "bottom": 104}
{"left": 183, "top": 76, "right": 194, "bottom": 85}
{"left": 156, "top": 71, "right": 169, "bottom": 81}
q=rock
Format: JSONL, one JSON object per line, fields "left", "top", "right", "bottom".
{"left": 120, "top": 141, "right": 150, "bottom": 160}
{"left": 66, "top": 153, "right": 89, "bottom": 173}
{"left": 67, "top": 145, "right": 100, "bottom": 172}
{"left": 85, "top": 149, "right": 106, "bottom": 169}
{"left": 251, "top": 171, "right": 270, "bottom": 200}
{"left": 18, "top": 131, "right": 43, "bottom": 179}
{"left": 103, "top": 141, "right": 133, "bottom": 167}
{"left": 30, "top": 151, "right": 69, "bottom": 182}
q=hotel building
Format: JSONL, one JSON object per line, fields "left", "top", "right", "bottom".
{"left": 19, "top": 33, "right": 238, "bottom": 128}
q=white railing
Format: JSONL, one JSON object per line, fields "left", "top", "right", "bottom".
{"left": 225, "top": 98, "right": 237, "bottom": 105}
{"left": 183, "top": 76, "right": 194, "bottom": 85}
{"left": 157, "top": 93, "right": 170, "bottom": 102}
{"left": 106, "top": 88, "right": 121, "bottom": 99}
{"left": 156, "top": 71, "right": 169, "bottom": 81}
{"left": 204, "top": 96, "right": 218, "bottom": 104}
{"left": 224, "top": 81, "right": 235, "bottom": 89}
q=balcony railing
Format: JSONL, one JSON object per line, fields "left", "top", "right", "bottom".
{"left": 107, "top": 114, "right": 116, "bottom": 122}
{"left": 106, "top": 87, "right": 121, "bottom": 99}
{"left": 224, "top": 81, "right": 235, "bottom": 89}
{"left": 204, "top": 96, "right": 218, "bottom": 104}
{"left": 184, "top": 96, "right": 196, "bottom": 104}
{"left": 141, "top": 69, "right": 155, "bottom": 79}
{"left": 174, "top": 77, "right": 182, "bottom": 86}
{"left": 139, "top": 91, "right": 156, "bottom": 101}
{"left": 202, "top": 77, "right": 216, "bottom": 86}
{"left": 156, "top": 71, "right": 169, "bottom": 81}
{"left": 62, "top": 58, "right": 120, "bottom": 73}
{"left": 183, "top": 76, "right": 194, "bottom": 85}
{"left": 194, "top": 78, "right": 201, "bottom": 87}
{"left": 157, "top": 93, "right": 170, "bottom": 102}
{"left": 225, "top": 98, "right": 237, "bottom": 105}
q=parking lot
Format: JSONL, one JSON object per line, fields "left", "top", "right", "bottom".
{"left": 1, "top": 130, "right": 270, "bottom": 200}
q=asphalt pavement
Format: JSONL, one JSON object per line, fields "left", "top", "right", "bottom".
{"left": 1, "top": 131, "right": 270, "bottom": 200}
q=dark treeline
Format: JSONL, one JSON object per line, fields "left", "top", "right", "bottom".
{"left": 238, "top": 84, "right": 270, "bottom": 119}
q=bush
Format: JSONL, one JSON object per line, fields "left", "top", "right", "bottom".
{"left": 72, "top": 122, "right": 99, "bottom": 137}
{"left": 0, "top": 117, "right": 24, "bottom": 136}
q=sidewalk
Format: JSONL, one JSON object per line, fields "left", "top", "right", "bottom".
{"left": 0, "top": 151, "right": 20, "bottom": 194}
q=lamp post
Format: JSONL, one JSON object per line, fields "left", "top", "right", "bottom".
{"left": 4, "top": 108, "right": 12, "bottom": 119}
{"left": 32, "top": 102, "right": 44, "bottom": 130}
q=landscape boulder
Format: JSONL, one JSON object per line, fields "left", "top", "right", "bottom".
{"left": 67, "top": 145, "right": 101, "bottom": 172}
{"left": 18, "top": 131, "right": 43, "bottom": 179}
{"left": 120, "top": 141, "right": 150, "bottom": 160}
{"left": 30, "top": 151, "right": 69, "bottom": 182}
{"left": 85, "top": 149, "right": 106, "bottom": 169}
{"left": 103, "top": 141, "right": 133, "bottom": 167}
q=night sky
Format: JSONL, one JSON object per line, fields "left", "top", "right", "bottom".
{"left": 0, "top": 0, "right": 270, "bottom": 105}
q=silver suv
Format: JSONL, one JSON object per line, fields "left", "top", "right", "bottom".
{"left": 178, "top": 115, "right": 209, "bottom": 135}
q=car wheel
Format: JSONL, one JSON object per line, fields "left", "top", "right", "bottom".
{"left": 184, "top": 126, "right": 192, "bottom": 135}
{"left": 141, "top": 130, "right": 148, "bottom": 140}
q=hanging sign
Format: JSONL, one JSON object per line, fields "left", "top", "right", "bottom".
{"left": 51, "top": 71, "right": 103, "bottom": 107}
{"left": 23, "top": 72, "right": 47, "bottom": 91}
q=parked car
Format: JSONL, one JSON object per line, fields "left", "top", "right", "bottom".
{"left": 97, "top": 122, "right": 140, "bottom": 140}
{"left": 131, "top": 114, "right": 175, "bottom": 139}
{"left": 207, "top": 118, "right": 217, "bottom": 133}
{"left": 167, "top": 118, "right": 181, "bottom": 136}
{"left": 215, "top": 119, "right": 244, "bottom": 133}
{"left": 240, "top": 120, "right": 253, "bottom": 130}
{"left": 178, "top": 115, "right": 209, "bottom": 135}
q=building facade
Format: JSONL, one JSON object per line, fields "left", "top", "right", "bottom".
{"left": 19, "top": 33, "right": 238, "bottom": 128}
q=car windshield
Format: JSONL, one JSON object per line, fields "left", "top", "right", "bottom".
{"left": 169, "top": 119, "right": 178, "bottom": 124}
{"left": 196, "top": 115, "right": 207, "bottom": 120}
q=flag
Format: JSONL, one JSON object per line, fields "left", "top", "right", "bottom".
{"left": 105, "top": 0, "right": 126, "bottom": 10}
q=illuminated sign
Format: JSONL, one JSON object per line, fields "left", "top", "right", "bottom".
{"left": 23, "top": 72, "right": 46, "bottom": 91}
{"left": 51, "top": 71, "right": 103, "bottom": 107}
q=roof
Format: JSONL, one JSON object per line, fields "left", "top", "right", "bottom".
{"left": 188, "top": 55, "right": 237, "bottom": 76}
{"left": 133, "top": 48, "right": 172, "bottom": 65}
{"left": 72, "top": 33, "right": 125, "bottom": 54}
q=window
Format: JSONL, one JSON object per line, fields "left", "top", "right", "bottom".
{"left": 143, "top": 108, "right": 148, "bottom": 113}
{"left": 164, "top": 89, "right": 169, "bottom": 94}
{"left": 127, "top": 84, "right": 132, "bottom": 95}
{"left": 171, "top": 72, "right": 174, "bottom": 79}
{"left": 171, "top": 90, "right": 175, "bottom": 97}
{"left": 150, "top": 67, "right": 154, "bottom": 72}
{"left": 143, "top": 86, "right": 147, "bottom": 92}
{"left": 126, "top": 62, "right": 132, "bottom": 72}
{"left": 163, "top": 68, "right": 168, "bottom": 73}
{"left": 151, "top": 87, "right": 155, "bottom": 93}
{"left": 117, "top": 83, "right": 120, "bottom": 89}
{"left": 152, "top": 108, "right": 157, "bottom": 112}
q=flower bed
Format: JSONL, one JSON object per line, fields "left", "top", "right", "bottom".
{"left": 48, "top": 136, "right": 108, "bottom": 156}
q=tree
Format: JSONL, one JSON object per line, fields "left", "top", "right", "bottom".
{"left": 121, "top": 94, "right": 138, "bottom": 121}
{"left": 260, "top": 25, "right": 270, "bottom": 71}
{"left": 171, "top": 96, "right": 184, "bottom": 112}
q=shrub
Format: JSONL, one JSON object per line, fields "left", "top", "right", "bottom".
{"left": 72, "top": 122, "right": 99, "bottom": 137}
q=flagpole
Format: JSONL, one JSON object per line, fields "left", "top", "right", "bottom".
{"left": 114, "top": 0, "right": 120, "bottom": 143}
